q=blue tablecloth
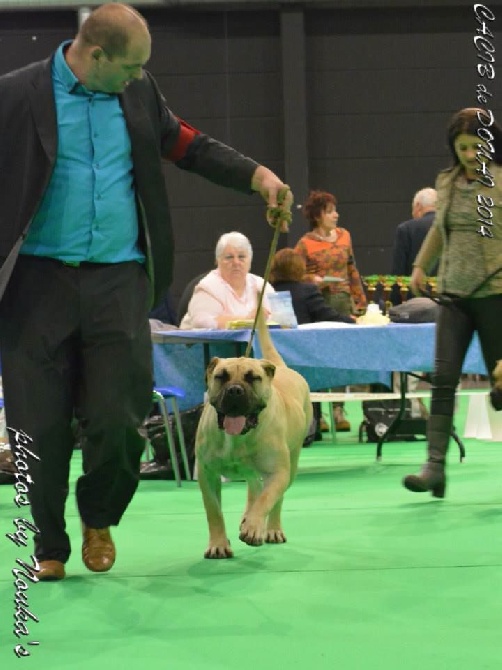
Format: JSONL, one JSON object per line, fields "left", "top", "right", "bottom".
{"left": 152, "top": 323, "right": 486, "bottom": 411}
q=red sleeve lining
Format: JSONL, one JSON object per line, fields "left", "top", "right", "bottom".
{"left": 167, "top": 117, "right": 201, "bottom": 162}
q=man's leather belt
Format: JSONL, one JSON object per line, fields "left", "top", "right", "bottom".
{"left": 27, "top": 257, "right": 113, "bottom": 268}
{"left": 56, "top": 259, "right": 105, "bottom": 268}
{"left": 19, "top": 256, "right": 124, "bottom": 269}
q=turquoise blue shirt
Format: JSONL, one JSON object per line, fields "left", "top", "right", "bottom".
{"left": 21, "top": 41, "right": 144, "bottom": 264}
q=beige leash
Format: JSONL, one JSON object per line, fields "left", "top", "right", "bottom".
{"left": 244, "top": 186, "right": 293, "bottom": 358}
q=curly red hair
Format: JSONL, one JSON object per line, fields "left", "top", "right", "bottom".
{"left": 302, "top": 190, "right": 337, "bottom": 230}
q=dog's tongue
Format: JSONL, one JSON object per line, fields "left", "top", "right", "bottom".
{"left": 223, "top": 415, "right": 246, "bottom": 435}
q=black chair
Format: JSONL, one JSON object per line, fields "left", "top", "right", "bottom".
{"left": 176, "top": 272, "right": 209, "bottom": 326}
{"left": 149, "top": 290, "right": 177, "bottom": 324}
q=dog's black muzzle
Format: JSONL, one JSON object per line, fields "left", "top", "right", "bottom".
{"left": 212, "top": 383, "right": 266, "bottom": 434}
{"left": 219, "top": 384, "right": 249, "bottom": 416}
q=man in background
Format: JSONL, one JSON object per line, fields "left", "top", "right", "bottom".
{"left": 391, "top": 187, "right": 437, "bottom": 416}
{"left": 391, "top": 187, "right": 437, "bottom": 277}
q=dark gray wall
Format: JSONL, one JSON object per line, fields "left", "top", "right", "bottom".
{"left": 0, "top": 4, "right": 499, "bottom": 309}
{"left": 304, "top": 6, "right": 501, "bottom": 273}
{"left": 145, "top": 10, "right": 284, "bottom": 303}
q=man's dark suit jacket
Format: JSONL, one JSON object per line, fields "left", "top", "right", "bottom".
{"left": 391, "top": 211, "right": 438, "bottom": 276}
{"left": 271, "top": 280, "right": 354, "bottom": 325}
{"left": 0, "top": 56, "right": 258, "bottom": 306}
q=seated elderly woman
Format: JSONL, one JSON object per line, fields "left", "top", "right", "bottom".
{"left": 179, "top": 231, "right": 274, "bottom": 329}
{"left": 269, "top": 248, "right": 355, "bottom": 325}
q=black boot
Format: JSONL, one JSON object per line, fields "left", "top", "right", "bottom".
{"left": 402, "top": 415, "right": 451, "bottom": 498}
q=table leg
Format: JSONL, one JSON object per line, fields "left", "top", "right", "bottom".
{"left": 376, "top": 372, "right": 408, "bottom": 461}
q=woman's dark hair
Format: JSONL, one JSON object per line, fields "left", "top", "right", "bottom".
{"left": 269, "top": 248, "right": 306, "bottom": 283}
{"left": 302, "top": 190, "right": 337, "bottom": 230}
{"left": 447, "top": 107, "right": 502, "bottom": 165}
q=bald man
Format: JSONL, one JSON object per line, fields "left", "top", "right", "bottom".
{"left": 392, "top": 188, "right": 438, "bottom": 277}
{"left": 0, "top": 3, "right": 292, "bottom": 581}
{"left": 391, "top": 188, "right": 438, "bottom": 415}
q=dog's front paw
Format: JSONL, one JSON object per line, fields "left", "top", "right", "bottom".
{"left": 204, "top": 540, "right": 234, "bottom": 559}
{"left": 265, "top": 528, "right": 287, "bottom": 544}
{"left": 239, "top": 519, "right": 265, "bottom": 546}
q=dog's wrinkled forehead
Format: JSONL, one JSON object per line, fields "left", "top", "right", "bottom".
{"left": 205, "top": 357, "right": 275, "bottom": 386}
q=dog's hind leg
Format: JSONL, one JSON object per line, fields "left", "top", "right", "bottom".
{"left": 239, "top": 468, "right": 290, "bottom": 546}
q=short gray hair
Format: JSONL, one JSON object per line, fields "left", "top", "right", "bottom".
{"left": 413, "top": 187, "right": 437, "bottom": 209}
{"left": 215, "top": 231, "right": 253, "bottom": 262}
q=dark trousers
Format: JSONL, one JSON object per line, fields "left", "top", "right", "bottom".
{"left": 431, "top": 294, "right": 502, "bottom": 417}
{"left": 0, "top": 257, "right": 153, "bottom": 562}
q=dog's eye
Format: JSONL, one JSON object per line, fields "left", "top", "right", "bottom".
{"left": 214, "top": 370, "right": 230, "bottom": 382}
{"left": 244, "top": 371, "right": 261, "bottom": 384}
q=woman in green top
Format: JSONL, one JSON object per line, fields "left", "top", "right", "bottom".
{"left": 403, "top": 107, "right": 502, "bottom": 498}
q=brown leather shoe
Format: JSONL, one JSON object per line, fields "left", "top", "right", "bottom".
{"left": 333, "top": 406, "right": 351, "bottom": 432}
{"left": 82, "top": 525, "right": 116, "bottom": 573}
{"left": 319, "top": 417, "right": 330, "bottom": 432}
{"left": 37, "top": 560, "right": 65, "bottom": 581}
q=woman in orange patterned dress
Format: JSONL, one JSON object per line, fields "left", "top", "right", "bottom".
{"left": 295, "top": 190, "right": 367, "bottom": 431}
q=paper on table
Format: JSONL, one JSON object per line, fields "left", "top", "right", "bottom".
{"left": 267, "top": 291, "right": 299, "bottom": 328}
{"left": 353, "top": 322, "right": 391, "bottom": 327}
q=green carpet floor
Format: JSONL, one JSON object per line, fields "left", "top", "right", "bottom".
{"left": 1, "top": 396, "right": 502, "bottom": 670}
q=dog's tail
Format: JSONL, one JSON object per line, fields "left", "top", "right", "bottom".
{"left": 255, "top": 298, "right": 286, "bottom": 367}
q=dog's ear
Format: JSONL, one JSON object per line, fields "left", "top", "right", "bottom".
{"left": 205, "top": 357, "right": 220, "bottom": 385}
{"left": 493, "top": 360, "right": 502, "bottom": 386}
{"left": 260, "top": 360, "right": 276, "bottom": 379}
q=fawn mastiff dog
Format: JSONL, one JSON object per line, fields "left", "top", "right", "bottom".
{"left": 490, "top": 360, "right": 502, "bottom": 411}
{"left": 195, "top": 310, "right": 312, "bottom": 558}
